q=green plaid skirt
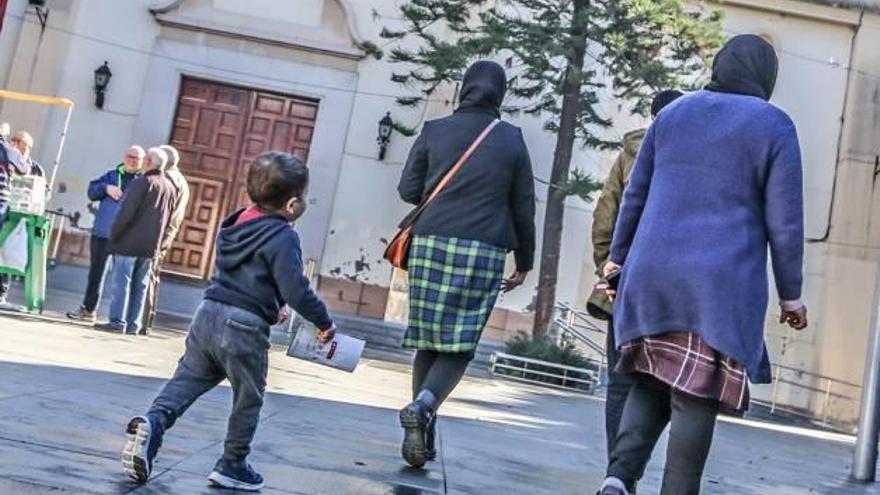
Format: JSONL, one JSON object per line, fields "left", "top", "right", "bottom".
{"left": 403, "top": 235, "right": 507, "bottom": 353}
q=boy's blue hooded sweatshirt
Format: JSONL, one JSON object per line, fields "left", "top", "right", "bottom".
{"left": 204, "top": 209, "right": 332, "bottom": 329}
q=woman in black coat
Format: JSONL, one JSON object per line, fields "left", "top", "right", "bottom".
{"left": 395, "top": 60, "right": 537, "bottom": 468}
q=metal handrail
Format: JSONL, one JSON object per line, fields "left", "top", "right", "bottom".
{"left": 771, "top": 362, "right": 862, "bottom": 389}
{"left": 765, "top": 362, "right": 863, "bottom": 426}
{"left": 553, "top": 302, "right": 607, "bottom": 356}
{"left": 555, "top": 318, "right": 606, "bottom": 355}
{"left": 490, "top": 351, "right": 601, "bottom": 393}
{"left": 556, "top": 301, "right": 606, "bottom": 333}
{"left": 493, "top": 351, "right": 601, "bottom": 374}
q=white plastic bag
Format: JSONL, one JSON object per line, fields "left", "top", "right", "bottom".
{"left": 0, "top": 219, "right": 28, "bottom": 273}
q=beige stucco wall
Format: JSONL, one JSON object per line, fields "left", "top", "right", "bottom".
{"left": 807, "top": 10, "right": 880, "bottom": 425}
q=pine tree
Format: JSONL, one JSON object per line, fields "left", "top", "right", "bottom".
{"left": 381, "top": 0, "right": 723, "bottom": 337}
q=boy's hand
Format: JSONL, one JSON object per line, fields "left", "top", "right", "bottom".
{"left": 277, "top": 307, "right": 290, "bottom": 325}
{"left": 317, "top": 324, "right": 336, "bottom": 344}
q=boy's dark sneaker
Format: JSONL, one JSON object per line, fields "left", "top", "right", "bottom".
{"left": 425, "top": 415, "right": 437, "bottom": 461}
{"left": 122, "top": 415, "right": 163, "bottom": 484}
{"left": 399, "top": 400, "right": 433, "bottom": 468}
{"left": 208, "top": 458, "right": 264, "bottom": 491}
{"left": 66, "top": 307, "right": 97, "bottom": 323}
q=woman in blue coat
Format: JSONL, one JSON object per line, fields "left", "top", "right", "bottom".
{"left": 598, "top": 35, "right": 808, "bottom": 495}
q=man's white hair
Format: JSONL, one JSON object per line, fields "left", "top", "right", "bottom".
{"left": 158, "top": 145, "right": 180, "bottom": 169}
{"left": 12, "top": 130, "right": 34, "bottom": 148}
{"left": 146, "top": 147, "right": 169, "bottom": 171}
{"left": 127, "top": 145, "right": 146, "bottom": 158}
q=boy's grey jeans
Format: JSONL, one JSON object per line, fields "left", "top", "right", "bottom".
{"left": 148, "top": 300, "right": 271, "bottom": 461}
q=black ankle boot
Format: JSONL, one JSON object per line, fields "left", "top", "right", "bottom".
{"left": 425, "top": 415, "right": 437, "bottom": 461}
{"left": 399, "top": 400, "right": 434, "bottom": 468}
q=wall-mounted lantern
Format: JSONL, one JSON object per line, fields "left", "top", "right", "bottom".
{"left": 377, "top": 112, "right": 393, "bottom": 161}
{"left": 93, "top": 61, "right": 112, "bottom": 109}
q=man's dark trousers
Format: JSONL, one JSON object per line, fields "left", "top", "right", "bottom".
{"left": 142, "top": 257, "right": 161, "bottom": 330}
{"left": 82, "top": 235, "right": 111, "bottom": 312}
{"left": 605, "top": 317, "right": 635, "bottom": 457}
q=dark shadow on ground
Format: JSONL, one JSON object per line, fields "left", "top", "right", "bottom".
{"left": 0, "top": 360, "right": 600, "bottom": 495}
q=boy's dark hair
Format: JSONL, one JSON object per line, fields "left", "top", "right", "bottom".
{"left": 651, "top": 89, "right": 685, "bottom": 117}
{"left": 247, "top": 151, "right": 309, "bottom": 211}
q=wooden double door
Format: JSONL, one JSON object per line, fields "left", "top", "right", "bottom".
{"left": 163, "top": 77, "right": 319, "bottom": 279}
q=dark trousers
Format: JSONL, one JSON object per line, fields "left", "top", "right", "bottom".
{"left": 142, "top": 257, "right": 161, "bottom": 330}
{"left": 82, "top": 236, "right": 111, "bottom": 312}
{"left": 605, "top": 318, "right": 635, "bottom": 459}
{"left": 412, "top": 350, "right": 472, "bottom": 407}
{"left": 148, "top": 300, "right": 270, "bottom": 461}
{"left": 608, "top": 377, "right": 720, "bottom": 495}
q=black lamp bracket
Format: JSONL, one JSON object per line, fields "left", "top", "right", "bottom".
{"left": 32, "top": 4, "right": 49, "bottom": 32}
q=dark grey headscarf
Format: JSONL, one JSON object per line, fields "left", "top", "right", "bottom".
{"left": 706, "top": 35, "right": 779, "bottom": 101}
{"left": 456, "top": 60, "right": 507, "bottom": 117}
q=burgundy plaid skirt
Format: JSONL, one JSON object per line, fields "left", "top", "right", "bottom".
{"left": 617, "top": 331, "right": 750, "bottom": 414}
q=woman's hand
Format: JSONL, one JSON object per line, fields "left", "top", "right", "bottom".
{"left": 780, "top": 305, "right": 808, "bottom": 331}
{"left": 603, "top": 261, "right": 621, "bottom": 278}
{"left": 602, "top": 261, "right": 622, "bottom": 301}
{"left": 501, "top": 271, "right": 527, "bottom": 293}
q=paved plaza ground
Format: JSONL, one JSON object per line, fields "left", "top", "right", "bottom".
{"left": 1, "top": 312, "right": 880, "bottom": 494}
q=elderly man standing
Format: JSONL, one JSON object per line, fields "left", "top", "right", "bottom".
{"left": 141, "top": 145, "right": 190, "bottom": 333}
{"left": 67, "top": 146, "right": 145, "bottom": 322}
{"left": 9, "top": 131, "right": 45, "bottom": 177}
{"left": 96, "top": 147, "right": 176, "bottom": 335}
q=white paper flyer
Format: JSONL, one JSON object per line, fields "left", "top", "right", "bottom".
{"left": 286, "top": 327, "right": 365, "bottom": 373}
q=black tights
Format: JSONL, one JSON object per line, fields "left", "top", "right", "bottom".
{"left": 411, "top": 350, "right": 473, "bottom": 408}
{"left": 608, "top": 377, "right": 720, "bottom": 495}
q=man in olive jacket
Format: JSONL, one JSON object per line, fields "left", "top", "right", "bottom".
{"left": 589, "top": 90, "right": 683, "bottom": 461}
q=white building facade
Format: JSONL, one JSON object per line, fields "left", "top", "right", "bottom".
{"left": 1, "top": 0, "right": 879, "bottom": 425}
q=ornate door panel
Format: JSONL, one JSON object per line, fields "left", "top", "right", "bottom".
{"left": 163, "top": 77, "right": 319, "bottom": 279}
{"left": 164, "top": 78, "right": 249, "bottom": 278}
{"left": 227, "top": 92, "right": 319, "bottom": 216}
{"left": 163, "top": 177, "right": 225, "bottom": 278}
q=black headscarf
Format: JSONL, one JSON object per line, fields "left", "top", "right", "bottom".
{"left": 706, "top": 35, "right": 778, "bottom": 101}
{"left": 456, "top": 60, "right": 507, "bottom": 117}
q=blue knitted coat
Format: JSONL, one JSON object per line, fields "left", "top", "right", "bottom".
{"left": 609, "top": 90, "right": 805, "bottom": 384}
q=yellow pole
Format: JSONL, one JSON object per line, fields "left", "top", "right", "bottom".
{"left": 0, "top": 89, "right": 74, "bottom": 108}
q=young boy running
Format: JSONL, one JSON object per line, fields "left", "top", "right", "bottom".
{"left": 122, "top": 151, "right": 335, "bottom": 491}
